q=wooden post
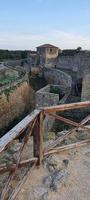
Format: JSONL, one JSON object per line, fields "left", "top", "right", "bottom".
{"left": 33, "top": 111, "right": 44, "bottom": 165}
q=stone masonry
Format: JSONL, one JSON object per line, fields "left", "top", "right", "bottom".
{"left": 81, "top": 73, "right": 90, "bottom": 101}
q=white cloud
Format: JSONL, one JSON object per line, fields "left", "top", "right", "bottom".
{"left": 0, "top": 30, "right": 90, "bottom": 50}
{"left": 49, "top": 31, "right": 90, "bottom": 50}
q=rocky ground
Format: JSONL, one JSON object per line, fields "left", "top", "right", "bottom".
{"left": 0, "top": 128, "right": 90, "bottom": 200}
{"left": 16, "top": 144, "right": 90, "bottom": 200}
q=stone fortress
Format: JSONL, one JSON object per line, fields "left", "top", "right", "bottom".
{"left": 31, "top": 43, "right": 90, "bottom": 105}
{"left": 0, "top": 43, "right": 90, "bottom": 135}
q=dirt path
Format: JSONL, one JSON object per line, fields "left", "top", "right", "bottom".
{"left": 16, "top": 144, "right": 90, "bottom": 200}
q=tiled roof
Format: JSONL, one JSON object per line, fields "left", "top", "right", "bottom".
{"left": 37, "top": 44, "right": 58, "bottom": 49}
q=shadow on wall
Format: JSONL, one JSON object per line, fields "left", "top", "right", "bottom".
{"left": 36, "top": 67, "right": 72, "bottom": 134}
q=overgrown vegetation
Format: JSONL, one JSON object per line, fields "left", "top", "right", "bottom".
{"left": 0, "top": 50, "right": 35, "bottom": 61}
{"left": 61, "top": 47, "right": 82, "bottom": 56}
{"left": 0, "top": 74, "right": 19, "bottom": 86}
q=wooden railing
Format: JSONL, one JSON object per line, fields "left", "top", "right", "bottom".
{"left": 43, "top": 101, "right": 90, "bottom": 154}
{"left": 0, "top": 101, "right": 90, "bottom": 200}
{"left": 0, "top": 109, "right": 43, "bottom": 200}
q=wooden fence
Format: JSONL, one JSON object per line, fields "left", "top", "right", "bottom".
{"left": 0, "top": 101, "right": 90, "bottom": 200}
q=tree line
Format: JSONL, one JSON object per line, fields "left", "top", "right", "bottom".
{"left": 0, "top": 50, "right": 35, "bottom": 61}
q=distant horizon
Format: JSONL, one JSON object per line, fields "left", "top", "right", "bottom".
{"left": 0, "top": 43, "right": 90, "bottom": 51}
{"left": 0, "top": 0, "right": 90, "bottom": 50}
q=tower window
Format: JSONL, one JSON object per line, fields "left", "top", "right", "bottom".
{"left": 50, "top": 48, "right": 53, "bottom": 52}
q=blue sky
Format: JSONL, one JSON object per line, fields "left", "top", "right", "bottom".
{"left": 0, "top": 0, "right": 90, "bottom": 50}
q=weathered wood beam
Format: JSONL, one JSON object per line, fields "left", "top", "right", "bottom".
{"left": 44, "top": 115, "right": 90, "bottom": 152}
{"left": 0, "top": 109, "right": 41, "bottom": 153}
{"left": 44, "top": 139, "right": 90, "bottom": 156}
{"left": 46, "top": 113, "right": 90, "bottom": 132}
{"left": 0, "top": 158, "right": 38, "bottom": 174}
{"left": 39, "top": 111, "right": 44, "bottom": 164}
{"left": 33, "top": 112, "right": 44, "bottom": 165}
{"left": 44, "top": 127, "right": 77, "bottom": 153}
{"left": 8, "top": 160, "right": 37, "bottom": 200}
{"left": 0, "top": 118, "right": 38, "bottom": 200}
{"left": 46, "top": 113, "right": 78, "bottom": 126}
{"left": 79, "top": 115, "right": 90, "bottom": 125}
{"left": 43, "top": 101, "right": 90, "bottom": 113}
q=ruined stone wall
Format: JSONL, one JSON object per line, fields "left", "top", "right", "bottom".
{"left": 0, "top": 81, "right": 35, "bottom": 135}
{"left": 43, "top": 67, "right": 72, "bottom": 94}
{"left": 7, "top": 60, "right": 22, "bottom": 67}
{"left": 36, "top": 68, "right": 72, "bottom": 133}
{"left": 57, "top": 51, "right": 90, "bottom": 79}
{"left": 36, "top": 84, "right": 60, "bottom": 133}
{"left": 37, "top": 48, "right": 46, "bottom": 65}
{"left": 36, "top": 85, "right": 60, "bottom": 108}
{"left": 81, "top": 72, "right": 90, "bottom": 101}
